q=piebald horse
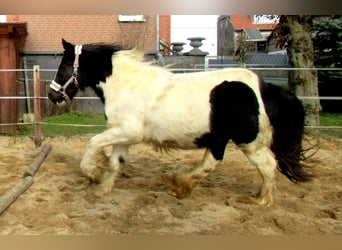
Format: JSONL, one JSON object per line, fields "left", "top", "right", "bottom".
{"left": 48, "top": 39, "right": 312, "bottom": 206}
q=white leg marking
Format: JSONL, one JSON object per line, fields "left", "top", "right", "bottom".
{"left": 239, "top": 144, "right": 277, "bottom": 206}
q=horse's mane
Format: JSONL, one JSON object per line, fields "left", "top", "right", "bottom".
{"left": 83, "top": 42, "right": 127, "bottom": 55}
{"left": 83, "top": 43, "right": 150, "bottom": 65}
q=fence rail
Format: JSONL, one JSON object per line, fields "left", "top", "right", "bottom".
{"left": 0, "top": 66, "right": 341, "bottom": 145}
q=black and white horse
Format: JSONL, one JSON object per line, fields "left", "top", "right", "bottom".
{"left": 48, "top": 39, "right": 312, "bottom": 206}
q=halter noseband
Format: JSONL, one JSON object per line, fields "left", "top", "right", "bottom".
{"left": 50, "top": 45, "right": 82, "bottom": 100}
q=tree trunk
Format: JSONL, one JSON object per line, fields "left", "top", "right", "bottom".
{"left": 280, "top": 16, "right": 321, "bottom": 129}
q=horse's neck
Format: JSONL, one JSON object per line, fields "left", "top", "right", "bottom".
{"left": 103, "top": 53, "right": 174, "bottom": 106}
{"left": 112, "top": 53, "right": 172, "bottom": 88}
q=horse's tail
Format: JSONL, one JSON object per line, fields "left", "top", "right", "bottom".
{"left": 260, "top": 82, "right": 313, "bottom": 183}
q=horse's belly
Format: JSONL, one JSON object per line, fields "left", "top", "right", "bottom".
{"left": 143, "top": 107, "right": 210, "bottom": 150}
{"left": 144, "top": 123, "right": 209, "bottom": 150}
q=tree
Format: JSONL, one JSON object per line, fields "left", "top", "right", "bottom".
{"left": 273, "top": 15, "right": 321, "bottom": 128}
{"left": 312, "top": 16, "right": 342, "bottom": 112}
{"left": 312, "top": 16, "right": 342, "bottom": 81}
{"left": 234, "top": 32, "right": 256, "bottom": 66}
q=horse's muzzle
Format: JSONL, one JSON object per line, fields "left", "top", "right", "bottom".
{"left": 48, "top": 87, "right": 66, "bottom": 104}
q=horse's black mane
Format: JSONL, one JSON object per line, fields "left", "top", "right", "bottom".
{"left": 82, "top": 42, "right": 127, "bottom": 54}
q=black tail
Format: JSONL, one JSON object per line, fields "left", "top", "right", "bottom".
{"left": 260, "top": 81, "right": 313, "bottom": 183}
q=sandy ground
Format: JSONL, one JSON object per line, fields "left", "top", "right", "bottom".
{"left": 0, "top": 135, "right": 341, "bottom": 235}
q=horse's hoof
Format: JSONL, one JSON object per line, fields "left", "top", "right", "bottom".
{"left": 235, "top": 194, "right": 273, "bottom": 207}
{"left": 166, "top": 188, "right": 190, "bottom": 199}
{"left": 81, "top": 167, "right": 102, "bottom": 183}
{"left": 160, "top": 174, "right": 194, "bottom": 199}
{"left": 80, "top": 150, "right": 109, "bottom": 183}
{"left": 94, "top": 183, "right": 113, "bottom": 197}
{"left": 167, "top": 190, "right": 179, "bottom": 198}
{"left": 235, "top": 195, "right": 257, "bottom": 204}
{"left": 167, "top": 189, "right": 189, "bottom": 199}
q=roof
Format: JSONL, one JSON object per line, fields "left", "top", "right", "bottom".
{"left": 228, "top": 15, "right": 277, "bottom": 31}
{"left": 243, "top": 28, "right": 266, "bottom": 41}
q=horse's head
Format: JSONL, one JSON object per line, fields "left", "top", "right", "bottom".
{"left": 48, "top": 39, "right": 83, "bottom": 104}
{"left": 49, "top": 39, "right": 125, "bottom": 104}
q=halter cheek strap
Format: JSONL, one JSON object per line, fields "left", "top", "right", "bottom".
{"left": 50, "top": 45, "right": 83, "bottom": 100}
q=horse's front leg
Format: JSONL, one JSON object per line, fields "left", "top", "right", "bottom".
{"left": 80, "top": 126, "right": 141, "bottom": 195}
{"left": 162, "top": 148, "right": 221, "bottom": 198}
{"left": 80, "top": 133, "right": 110, "bottom": 183}
{"left": 95, "top": 145, "right": 129, "bottom": 195}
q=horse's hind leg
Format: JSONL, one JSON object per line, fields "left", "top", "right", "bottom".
{"left": 237, "top": 143, "right": 277, "bottom": 206}
{"left": 162, "top": 148, "right": 220, "bottom": 199}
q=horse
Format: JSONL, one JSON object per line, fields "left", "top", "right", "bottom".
{"left": 48, "top": 39, "right": 312, "bottom": 206}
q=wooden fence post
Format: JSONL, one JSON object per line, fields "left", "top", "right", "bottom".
{"left": 0, "top": 144, "right": 51, "bottom": 215}
{"left": 33, "top": 65, "right": 41, "bottom": 148}
{"left": 23, "top": 57, "right": 32, "bottom": 113}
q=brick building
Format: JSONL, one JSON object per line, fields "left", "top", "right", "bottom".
{"left": 2, "top": 15, "right": 215, "bottom": 118}
{"left": 2, "top": 15, "right": 172, "bottom": 118}
{"left": 217, "top": 15, "right": 277, "bottom": 56}
{"left": 7, "top": 15, "right": 171, "bottom": 52}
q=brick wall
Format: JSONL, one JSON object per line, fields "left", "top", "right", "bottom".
{"left": 159, "top": 15, "right": 170, "bottom": 44}
{"left": 15, "top": 15, "right": 159, "bottom": 51}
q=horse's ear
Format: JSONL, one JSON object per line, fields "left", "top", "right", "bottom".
{"left": 61, "top": 39, "right": 74, "bottom": 51}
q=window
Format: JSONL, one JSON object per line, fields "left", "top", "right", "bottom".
{"left": 118, "top": 15, "right": 145, "bottom": 22}
{"left": 257, "top": 41, "right": 268, "bottom": 52}
{"left": 0, "top": 15, "right": 6, "bottom": 23}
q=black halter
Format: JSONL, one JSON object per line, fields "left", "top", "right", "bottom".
{"left": 50, "top": 45, "right": 82, "bottom": 101}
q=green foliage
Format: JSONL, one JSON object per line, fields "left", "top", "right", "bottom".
{"left": 17, "top": 111, "right": 106, "bottom": 137}
{"left": 41, "top": 111, "right": 106, "bottom": 136}
{"left": 320, "top": 112, "right": 342, "bottom": 138}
